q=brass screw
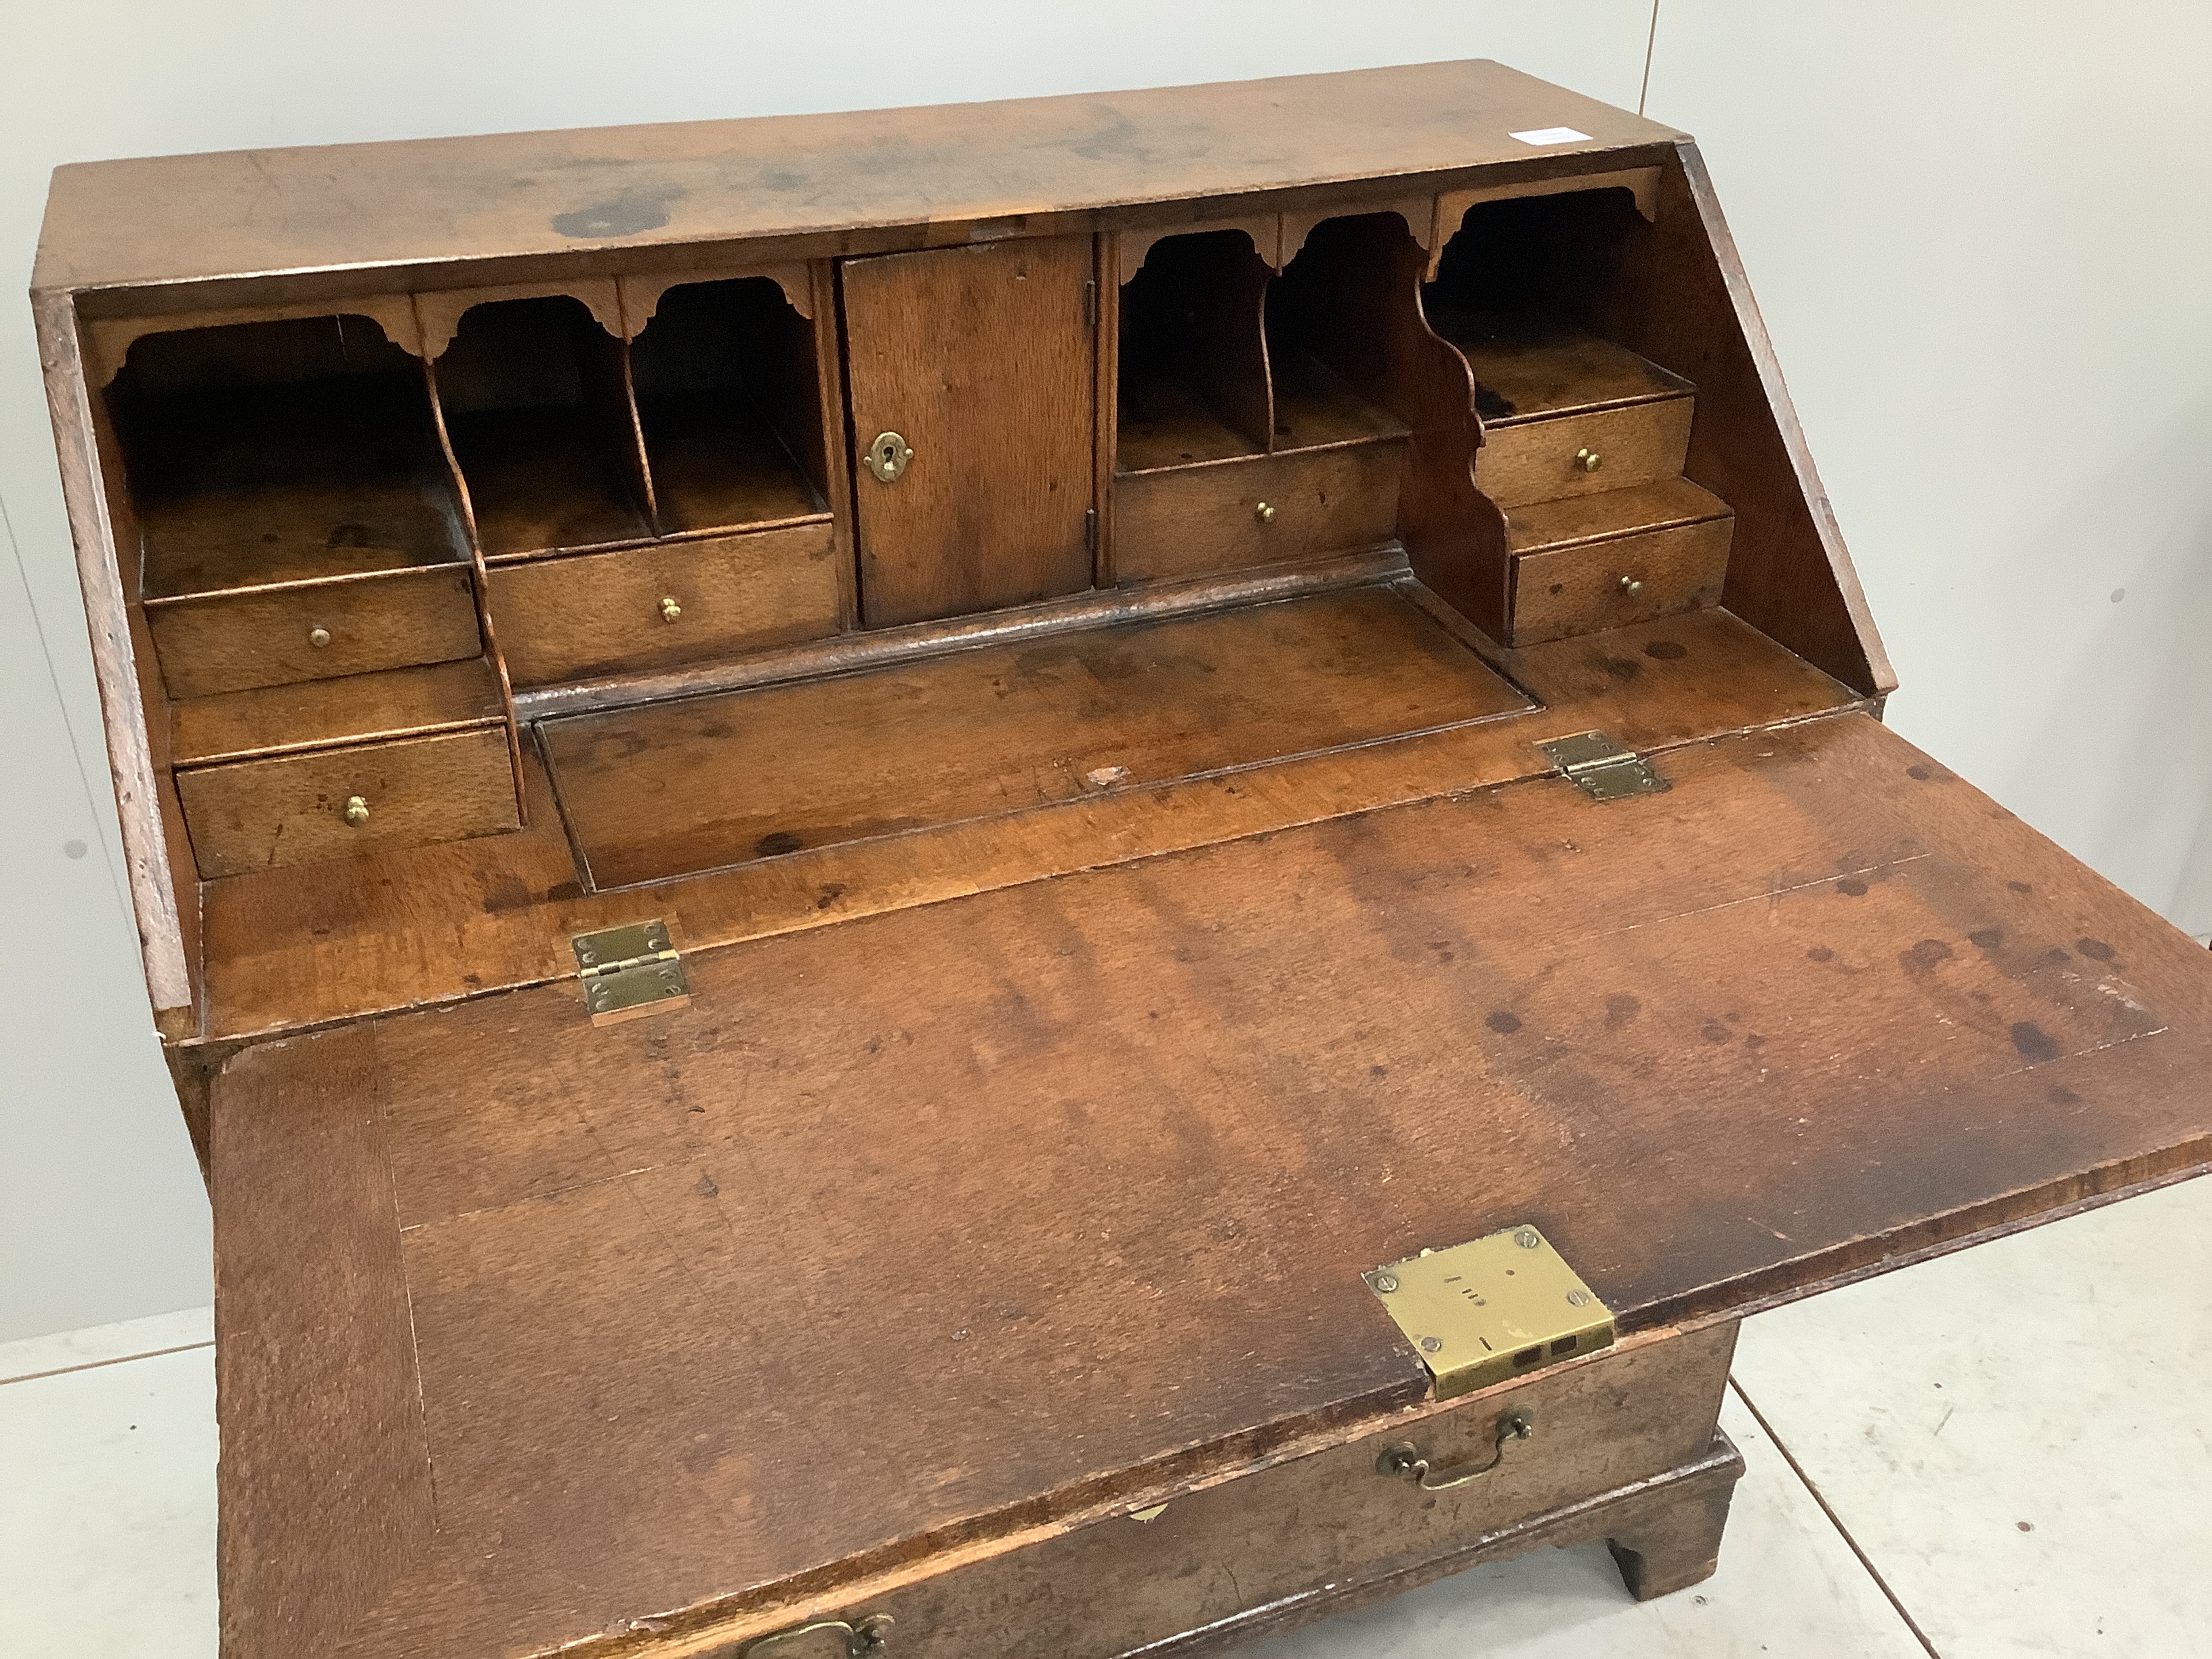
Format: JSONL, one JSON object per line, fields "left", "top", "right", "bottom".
{"left": 1618, "top": 576, "right": 1644, "bottom": 597}
{"left": 308, "top": 626, "right": 332, "bottom": 649}
{"left": 1374, "top": 1271, "right": 1399, "bottom": 1293}
{"left": 1567, "top": 1289, "right": 1593, "bottom": 1307}
{"left": 1419, "top": 1335, "right": 1443, "bottom": 1353}
{"left": 1513, "top": 1228, "right": 1541, "bottom": 1250}
{"left": 1254, "top": 501, "right": 1276, "bottom": 523}
{"left": 1575, "top": 448, "right": 1603, "bottom": 473}
{"left": 659, "top": 596, "right": 682, "bottom": 624}
{"left": 342, "top": 795, "right": 370, "bottom": 827}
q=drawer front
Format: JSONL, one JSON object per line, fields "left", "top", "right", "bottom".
{"left": 1477, "top": 397, "right": 1693, "bottom": 510}
{"left": 177, "top": 725, "right": 519, "bottom": 878}
{"left": 1115, "top": 440, "right": 1406, "bottom": 583}
{"left": 489, "top": 520, "right": 840, "bottom": 688}
{"left": 705, "top": 1324, "right": 1735, "bottom": 1659}
{"left": 1509, "top": 514, "right": 1734, "bottom": 645}
{"left": 146, "top": 565, "right": 481, "bottom": 699}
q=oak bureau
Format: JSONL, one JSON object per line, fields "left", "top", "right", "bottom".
{"left": 33, "top": 58, "right": 2212, "bottom": 1659}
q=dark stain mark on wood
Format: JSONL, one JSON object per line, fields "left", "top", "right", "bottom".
{"left": 1603, "top": 992, "right": 1641, "bottom": 1028}
{"left": 1806, "top": 945, "right": 1834, "bottom": 962}
{"left": 2076, "top": 938, "right": 2116, "bottom": 962}
{"left": 1907, "top": 766, "right": 1931, "bottom": 781}
{"left": 481, "top": 875, "right": 532, "bottom": 915}
{"left": 2011, "top": 1021, "right": 2062, "bottom": 1063}
{"left": 1644, "top": 640, "right": 1687, "bottom": 661}
{"left": 1486, "top": 1010, "right": 1523, "bottom": 1034}
{"left": 1968, "top": 927, "right": 2003, "bottom": 949}
{"left": 1903, "top": 939, "right": 1954, "bottom": 970}
{"left": 756, "top": 831, "right": 806, "bottom": 858}
{"left": 1700, "top": 1021, "right": 1732, "bottom": 1044}
{"left": 2048, "top": 1086, "right": 2083, "bottom": 1106}
{"left": 552, "top": 192, "right": 678, "bottom": 239}
{"left": 694, "top": 1172, "right": 719, "bottom": 1197}
{"left": 1835, "top": 877, "right": 1868, "bottom": 897}
{"left": 2007, "top": 880, "right": 2034, "bottom": 894}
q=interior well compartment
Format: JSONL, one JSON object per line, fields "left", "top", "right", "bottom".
{"left": 540, "top": 582, "right": 1530, "bottom": 889}
{"left": 110, "top": 315, "right": 470, "bottom": 598}
{"left": 432, "top": 294, "right": 654, "bottom": 556}
{"left": 628, "top": 276, "right": 830, "bottom": 535}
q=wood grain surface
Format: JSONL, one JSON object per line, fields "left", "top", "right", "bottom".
{"left": 544, "top": 583, "right": 1527, "bottom": 889}
{"left": 844, "top": 238, "right": 1097, "bottom": 626}
{"left": 489, "top": 522, "right": 840, "bottom": 687}
{"left": 36, "top": 62, "right": 1681, "bottom": 299}
{"left": 209, "top": 710, "right": 2212, "bottom": 1656}
{"left": 171, "top": 657, "right": 505, "bottom": 766}
{"left": 197, "top": 604, "right": 1860, "bottom": 1040}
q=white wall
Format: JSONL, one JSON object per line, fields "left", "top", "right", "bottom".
{"left": 3, "top": 3, "right": 2207, "bottom": 1340}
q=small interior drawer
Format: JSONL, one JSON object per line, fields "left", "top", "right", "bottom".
{"left": 487, "top": 520, "right": 840, "bottom": 687}
{"left": 1477, "top": 397, "right": 1692, "bottom": 510}
{"left": 144, "top": 565, "right": 481, "bottom": 699}
{"left": 176, "top": 724, "right": 519, "bottom": 878}
{"left": 1114, "top": 439, "right": 1407, "bottom": 583}
{"left": 1509, "top": 516, "right": 1734, "bottom": 645}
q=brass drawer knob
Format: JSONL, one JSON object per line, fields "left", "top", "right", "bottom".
{"left": 1618, "top": 576, "right": 1644, "bottom": 597}
{"left": 1254, "top": 501, "right": 1276, "bottom": 523}
{"left": 342, "top": 795, "right": 370, "bottom": 827}
{"left": 659, "top": 596, "right": 682, "bottom": 624}
{"left": 1575, "top": 448, "right": 1603, "bottom": 473}
{"left": 308, "top": 626, "right": 332, "bottom": 648}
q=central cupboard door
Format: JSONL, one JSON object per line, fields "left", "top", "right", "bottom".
{"left": 842, "top": 237, "right": 1097, "bottom": 626}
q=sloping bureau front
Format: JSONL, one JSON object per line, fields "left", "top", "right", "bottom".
{"left": 35, "top": 58, "right": 2211, "bottom": 1659}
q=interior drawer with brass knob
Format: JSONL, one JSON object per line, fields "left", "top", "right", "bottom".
{"left": 1505, "top": 478, "right": 1736, "bottom": 644}
{"left": 142, "top": 564, "right": 483, "bottom": 699}
{"left": 486, "top": 520, "right": 839, "bottom": 688}
{"left": 175, "top": 723, "right": 520, "bottom": 878}
{"left": 1113, "top": 438, "right": 1408, "bottom": 584}
{"left": 1475, "top": 398, "right": 1694, "bottom": 510}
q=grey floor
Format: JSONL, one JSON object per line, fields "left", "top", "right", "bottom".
{"left": 5, "top": 1174, "right": 2207, "bottom": 1658}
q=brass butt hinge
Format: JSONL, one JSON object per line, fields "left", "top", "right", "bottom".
{"left": 1538, "top": 730, "right": 1669, "bottom": 802}
{"left": 572, "top": 919, "right": 691, "bottom": 1026}
{"left": 1364, "top": 1225, "right": 1616, "bottom": 1399}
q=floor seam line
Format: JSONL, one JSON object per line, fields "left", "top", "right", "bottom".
{"left": 0, "top": 1340, "right": 216, "bottom": 1389}
{"left": 1729, "top": 1374, "right": 1946, "bottom": 1658}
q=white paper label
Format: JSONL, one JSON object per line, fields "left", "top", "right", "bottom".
{"left": 1508, "top": 126, "right": 1592, "bottom": 146}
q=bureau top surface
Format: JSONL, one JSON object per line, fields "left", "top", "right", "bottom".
{"left": 33, "top": 60, "right": 1679, "bottom": 298}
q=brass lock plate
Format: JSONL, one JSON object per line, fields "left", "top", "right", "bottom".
{"left": 1364, "top": 1225, "right": 1616, "bottom": 1399}
{"left": 863, "top": 430, "right": 913, "bottom": 483}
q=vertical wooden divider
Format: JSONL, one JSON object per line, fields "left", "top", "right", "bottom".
{"left": 607, "top": 295, "right": 661, "bottom": 537}
{"left": 1092, "top": 233, "right": 1120, "bottom": 588}
{"left": 412, "top": 294, "right": 529, "bottom": 823}
{"left": 810, "top": 259, "right": 861, "bottom": 632}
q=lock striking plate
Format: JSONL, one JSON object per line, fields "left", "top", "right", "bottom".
{"left": 1538, "top": 730, "right": 1669, "bottom": 802}
{"left": 1364, "top": 1225, "right": 1616, "bottom": 1399}
{"left": 572, "top": 919, "right": 691, "bottom": 1026}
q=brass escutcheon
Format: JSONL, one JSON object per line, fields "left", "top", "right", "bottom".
{"left": 864, "top": 431, "right": 914, "bottom": 484}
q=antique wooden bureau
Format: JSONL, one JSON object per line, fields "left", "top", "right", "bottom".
{"left": 35, "top": 58, "right": 2212, "bottom": 1659}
